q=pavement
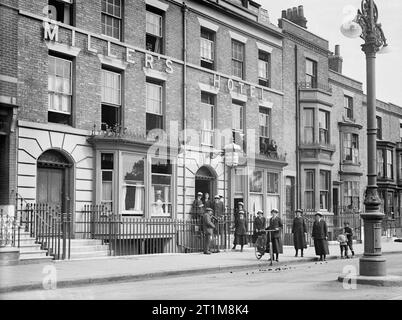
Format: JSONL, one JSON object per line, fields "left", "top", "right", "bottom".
{"left": 1, "top": 239, "right": 402, "bottom": 294}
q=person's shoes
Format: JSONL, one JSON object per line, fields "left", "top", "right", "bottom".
{"left": 295, "top": 253, "right": 298, "bottom": 257}
{"left": 301, "top": 254, "right": 303, "bottom": 257}
{"left": 352, "top": 251, "right": 355, "bottom": 257}
{"left": 232, "top": 246, "right": 236, "bottom": 250}
{"left": 204, "top": 251, "right": 211, "bottom": 255}
{"left": 276, "top": 259, "right": 279, "bottom": 262}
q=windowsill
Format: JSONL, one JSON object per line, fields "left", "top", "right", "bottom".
{"left": 101, "top": 34, "right": 122, "bottom": 43}
{"left": 342, "top": 161, "right": 361, "bottom": 166}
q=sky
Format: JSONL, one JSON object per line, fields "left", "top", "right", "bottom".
{"left": 260, "top": 0, "right": 402, "bottom": 106}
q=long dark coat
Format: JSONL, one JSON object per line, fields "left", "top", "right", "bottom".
{"left": 312, "top": 219, "right": 329, "bottom": 255}
{"left": 233, "top": 214, "right": 248, "bottom": 245}
{"left": 204, "top": 199, "right": 213, "bottom": 210}
{"left": 266, "top": 216, "right": 283, "bottom": 254}
{"left": 191, "top": 199, "right": 204, "bottom": 219}
{"left": 212, "top": 200, "right": 224, "bottom": 217}
{"left": 254, "top": 216, "right": 266, "bottom": 233}
{"left": 292, "top": 217, "right": 307, "bottom": 250}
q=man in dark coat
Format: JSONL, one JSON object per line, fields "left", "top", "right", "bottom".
{"left": 202, "top": 208, "right": 215, "bottom": 254}
{"left": 191, "top": 192, "right": 204, "bottom": 219}
{"left": 266, "top": 208, "right": 283, "bottom": 261}
{"left": 203, "top": 193, "right": 213, "bottom": 210}
{"left": 312, "top": 212, "right": 329, "bottom": 261}
{"left": 292, "top": 209, "right": 307, "bottom": 257}
{"left": 344, "top": 222, "right": 355, "bottom": 257}
{"left": 212, "top": 195, "right": 225, "bottom": 240}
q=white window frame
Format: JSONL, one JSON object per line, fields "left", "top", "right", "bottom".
{"left": 48, "top": 55, "right": 72, "bottom": 114}
{"left": 200, "top": 92, "right": 215, "bottom": 146}
{"left": 101, "top": 0, "right": 122, "bottom": 40}
{"left": 121, "top": 152, "right": 146, "bottom": 216}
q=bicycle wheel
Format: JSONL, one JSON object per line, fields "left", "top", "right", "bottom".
{"left": 255, "top": 245, "right": 262, "bottom": 259}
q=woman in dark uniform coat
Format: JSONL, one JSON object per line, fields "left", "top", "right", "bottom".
{"left": 312, "top": 212, "right": 329, "bottom": 261}
{"left": 232, "top": 210, "right": 248, "bottom": 252}
{"left": 265, "top": 208, "right": 283, "bottom": 261}
{"left": 292, "top": 209, "right": 307, "bottom": 257}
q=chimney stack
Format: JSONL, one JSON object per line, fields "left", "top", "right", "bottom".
{"left": 281, "top": 5, "right": 308, "bottom": 29}
{"left": 329, "top": 45, "right": 343, "bottom": 73}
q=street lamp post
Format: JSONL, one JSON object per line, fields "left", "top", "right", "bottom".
{"left": 341, "top": 0, "right": 388, "bottom": 276}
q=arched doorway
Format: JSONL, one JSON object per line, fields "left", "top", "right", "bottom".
{"left": 37, "top": 150, "right": 72, "bottom": 212}
{"left": 195, "top": 166, "right": 216, "bottom": 199}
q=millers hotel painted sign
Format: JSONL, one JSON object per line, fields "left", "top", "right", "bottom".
{"left": 43, "top": 19, "right": 281, "bottom": 103}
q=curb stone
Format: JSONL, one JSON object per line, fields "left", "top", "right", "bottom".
{"left": 1, "top": 250, "right": 402, "bottom": 294}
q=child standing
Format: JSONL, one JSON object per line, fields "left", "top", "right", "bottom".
{"left": 337, "top": 232, "right": 349, "bottom": 259}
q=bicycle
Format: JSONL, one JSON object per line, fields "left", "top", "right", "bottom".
{"left": 254, "top": 229, "right": 275, "bottom": 266}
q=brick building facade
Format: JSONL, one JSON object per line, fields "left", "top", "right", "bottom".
{"left": 1, "top": 0, "right": 401, "bottom": 244}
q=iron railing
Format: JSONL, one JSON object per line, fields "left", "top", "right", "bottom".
{"left": 0, "top": 209, "right": 18, "bottom": 247}
{"left": 16, "top": 198, "right": 72, "bottom": 260}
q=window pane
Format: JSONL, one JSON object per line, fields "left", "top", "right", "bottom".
{"left": 249, "top": 170, "right": 263, "bottom": 193}
{"left": 146, "top": 83, "right": 162, "bottom": 115}
{"left": 267, "top": 172, "right": 278, "bottom": 193}
{"left": 123, "top": 154, "right": 145, "bottom": 183}
{"left": 146, "top": 12, "right": 162, "bottom": 37}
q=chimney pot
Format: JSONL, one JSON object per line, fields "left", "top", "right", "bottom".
{"left": 335, "top": 45, "right": 340, "bottom": 56}
{"left": 287, "top": 8, "right": 292, "bottom": 19}
{"left": 298, "top": 5, "right": 304, "bottom": 17}
{"left": 282, "top": 10, "right": 287, "bottom": 19}
{"left": 292, "top": 7, "right": 298, "bottom": 19}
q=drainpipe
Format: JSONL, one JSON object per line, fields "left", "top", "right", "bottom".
{"left": 295, "top": 44, "right": 301, "bottom": 209}
{"left": 182, "top": 2, "right": 188, "bottom": 219}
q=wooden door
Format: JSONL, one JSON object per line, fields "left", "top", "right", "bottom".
{"left": 37, "top": 167, "right": 65, "bottom": 210}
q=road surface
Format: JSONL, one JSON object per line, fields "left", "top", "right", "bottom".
{"left": 1, "top": 254, "right": 402, "bottom": 300}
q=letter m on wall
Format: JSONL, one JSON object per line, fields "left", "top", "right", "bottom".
{"left": 44, "top": 22, "right": 59, "bottom": 41}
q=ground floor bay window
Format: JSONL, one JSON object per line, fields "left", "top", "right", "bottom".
{"left": 96, "top": 149, "right": 175, "bottom": 217}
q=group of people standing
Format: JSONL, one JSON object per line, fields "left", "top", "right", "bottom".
{"left": 191, "top": 192, "right": 225, "bottom": 254}
{"left": 192, "top": 192, "right": 354, "bottom": 261}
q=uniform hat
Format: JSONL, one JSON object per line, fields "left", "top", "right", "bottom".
{"left": 271, "top": 208, "right": 278, "bottom": 213}
{"left": 315, "top": 212, "right": 323, "bottom": 217}
{"left": 214, "top": 195, "right": 220, "bottom": 199}
{"left": 197, "top": 192, "right": 203, "bottom": 196}
{"left": 206, "top": 208, "right": 213, "bottom": 212}
{"left": 295, "top": 209, "right": 303, "bottom": 213}
{"left": 257, "top": 210, "right": 263, "bottom": 215}
{"left": 238, "top": 202, "right": 244, "bottom": 206}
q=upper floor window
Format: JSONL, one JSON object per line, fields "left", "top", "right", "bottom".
{"left": 343, "top": 133, "right": 359, "bottom": 164}
{"left": 101, "top": 69, "right": 121, "bottom": 130}
{"left": 320, "top": 170, "right": 330, "bottom": 210}
{"left": 344, "top": 95, "right": 353, "bottom": 120}
{"left": 377, "top": 148, "right": 393, "bottom": 179}
{"left": 146, "top": 81, "right": 163, "bottom": 135}
{"left": 304, "top": 170, "right": 315, "bottom": 210}
{"left": 259, "top": 107, "right": 270, "bottom": 139}
{"left": 200, "top": 92, "right": 215, "bottom": 146}
{"left": 231, "top": 40, "right": 244, "bottom": 79}
{"left": 305, "top": 58, "right": 317, "bottom": 88}
{"left": 318, "top": 110, "right": 329, "bottom": 144}
{"left": 400, "top": 123, "right": 402, "bottom": 142}
{"left": 386, "top": 149, "right": 393, "bottom": 179}
{"left": 232, "top": 101, "right": 244, "bottom": 143}
{"left": 146, "top": 7, "right": 163, "bottom": 53}
{"left": 48, "top": 54, "right": 72, "bottom": 125}
{"left": 200, "top": 28, "right": 215, "bottom": 70}
{"left": 303, "top": 108, "right": 314, "bottom": 144}
{"left": 376, "top": 116, "right": 382, "bottom": 140}
{"left": 258, "top": 50, "right": 270, "bottom": 87}
{"left": 48, "top": 0, "right": 73, "bottom": 25}
{"left": 101, "top": 0, "right": 122, "bottom": 40}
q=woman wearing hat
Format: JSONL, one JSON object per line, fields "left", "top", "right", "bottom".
{"left": 292, "top": 209, "right": 307, "bottom": 257}
{"left": 265, "top": 208, "right": 283, "bottom": 262}
{"left": 312, "top": 212, "right": 329, "bottom": 261}
{"left": 232, "top": 208, "right": 248, "bottom": 252}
